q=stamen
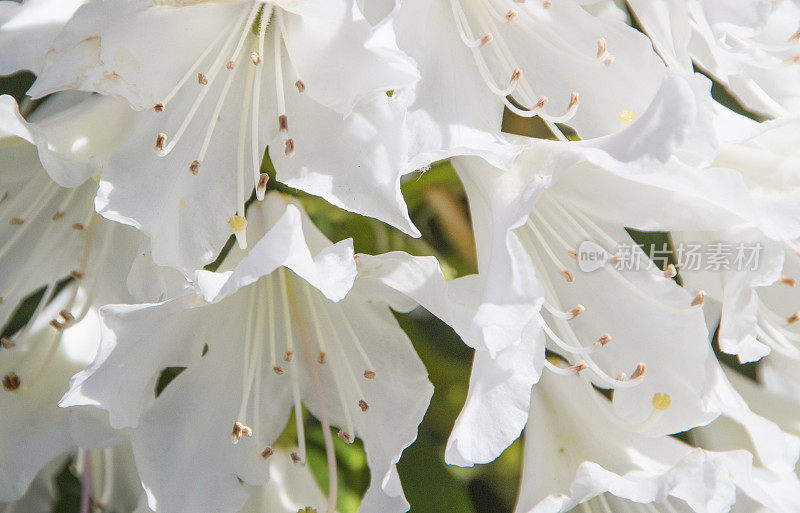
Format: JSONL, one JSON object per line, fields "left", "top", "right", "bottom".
{"left": 189, "top": 160, "right": 200, "bottom": 175}
{"left": 198, "top": 73, "right": 208, "bottom": 85}
{"left": 260, "top": 446, "right": 274, "bottom": 459}
{"left": 568, "top": 360, "right": 587, "bottom": 374}
{"left": 317, "top": 351, "right": 327, "bottom": 364}
{"left": 50, "top": 319, "right": 65, "bottom": 330}
{"left": 284, "top": 138, "right": 295, "bottom": 157}
{"left": 251, "top": 7, "right": 270, "bottom": 201}
{"left": 231, "top": 421, "right": 253, "bottom": 443}
{"left": 358, "top": 399, "right": 369, "bottom": 412}
{"left": 70, "top": 270, "right": 85, "bottom": 280}
{"left": 283, "top": 350, "right": 293, "bottom": 362}
{"left": 153, "top": 102, "right": 165, "bottom": 112}
{"left": 52, "top": 211, "right": 65, "bottom": 221}
{"left": 278, "top": 114, "right": 288, "bottom": 133}
{"left": 364, "top": 370, "right": 376, "bottom": 379}
{"left": 691, "top": 291, "right": 705, "bottom": 306}
{"left": 542, "top": 0, "right": 551, "bottom": 7}
{"left": 594, "top": 333, "right": 611, "bottom": 346}
{"left": 629, "top": 362, "right": 646, "bottom": 380}
{"left": 295, "top": 80, "right": 306, "bottom": 92}
{"left": 228, "top": 215, "right": 248, "bottom": 249}
{"left": 155, "top": 133, "right": 167, "bottom": 151}
{"left": 279, "top": 271, "right": 306, "bottom": 463}
{"left": 272, "top": 365, "right": 284, "bottom": 375}
{"left": 663, "top": 264, "right": 677, "bottom": 278}
{"left": 505, "top": 9, "right": 518, "bottom": 22}
{"left": 72, "top": 223, "right": 84, "bottom": 230}
{"left": 338, "top": 430, "right": 352, "bottom": 443}
{"left": 290, "top": 451, "right": 303, "bottom": 464}
{"left": 780, "top": 276, "right": 797, "bottom": 287}
{"left": 250, "top": 52, "right": 261, "bottom": 65}
{"left": 788, "top": 312, "right": 800, "bottom": 324}
{"left": 652, "top": 393, "right": 671, "bottom": 411}
{"left": 256, "top": 173, "right": 269, "bottom": 200}
{"left": 543, "top": 301, "right": 584, "bottom": 319}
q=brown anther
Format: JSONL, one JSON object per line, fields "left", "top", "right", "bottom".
{"left": 568, "top": 92, "right": 579, "bottom": 109}
{"left": 568, "top": 360, "right": 587, "bottom": 374}
{"left": 9, "top": 217, "right": 24, "bottom": 226}
{"left": 50, "top": 319, "right": 65, "bottom": 330}
{"left": 542, "top": 0, "right": 551, "bottom": 7}
{"left": 603, "top": 56, "right": 614, "bottom": 66}
{"left": 337, "top": 430, "right": 352, "bottom": 443}
{"left": 609, "top": 254, "right": 622, "bottom": 265}
{"left": 364, "top": 370, "right": 376, "bottom": 379}
{"left": 258, "top": 173, "right": 269, "bottom": 192}
{"left": 273, "top": 365, "right": 284, "bottom": 375}
{"left": 72, "top": 223, "right": 84, "bottom": 230}
{"left": 595, "top": 333, "right": 612, "bottom": 346}
{"left": 317, "top": 351, "right": 327, "bottom": 364}
{"left": 691, "top": 291, "right": 705, "bottom": 307}
{"left": 784, "top": 52, "right": 800, "bottom": 64}
{"left": 155, "top": 133, "right": 167, "bottom": 151}
{"left": 358, "top": 399, "right": 369, "bottom": 412}
{"left": 790, "top": 27, "right": 800, "bottom": 42}
{"left": 70, "top": 270, "right": 85, "bottom": 280}
{"left": 534, "top": 96, "right": 548, "bottom": 108}
{"left": 663, "top": 264, "right": 677, "bottom": 278}
{"left": 231, "top": 421, "right": 253, "bottom": 441}
{"left": 558, "top": 269, "right": 574, "bottom": 283}
{"left": 2, "top": 372, "right": 20, "bottom": 391}
{"left": 260, "top": 446, "right": 274, "bottom": 459}
{"left": 226, "top": 60, "right": 235, "bottom": 69}
{"left": 596, "top": 38, "right": 607, "bottom": 58}
{"left": 479, "top": 34, "right": 493, "bottom": 47}
{"left": 52, "top": 211, "right": 65, "bottom": 221}
{"left": 295, "top": 79, "right": 306, "bottom": 93}
{"left": 189, "top": 160, "right": 200, "bottom": 175}
{"left": 510, "top": 68, "right": 522, "bottom": 83}
{"left": 283, "top": 350, "right": 293, "bottom": 362}
{"left": 250, "top": 52, "right": 261, "bottom": 65}
{"left": 1, "top": 337, "right": 15, "bottom": 349}
{"left": 284, "top": 138, "right": 295, "bottom": 157}
{"left": 567, "top": 250, "right": 578, "bottom": 260}
{"left": 278, "top": 114, "right": 289, "bottom": 133}
{"left": 153, "top": 102, "right": 165, "bottom": 112}
{"left": 569, "top": 304, "right": 585, "bottom": 319}
{"left": 630, "top": 362, "right": 646, "bottom": 380}
{"left": 780, "top": 276, "right": 797, "bottom": 287}
{"left": 290, "top": 451, "right": 302, "bottom": 463}
{"left": 788, "top": 312, "right": 800, "bottom": 324}
{"left": 505, "top": 9, "right": 517, "bottom": 21}
{"left": 198, "top": 73, "right": 208, "bottom": 85}
{"left": 59, "top": 310, "right": 75, "bottom": 322}
{"left": 616, "top": 372, "right": 626, "bottom": 381}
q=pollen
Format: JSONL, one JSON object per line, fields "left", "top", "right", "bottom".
{"left": 260, "top": 446, "right": 274, "bottom": 459}
{"left": 2, "top": 372, "right": 20, "bottom": 391}
{"left": 273, "top": 365, "right": 284, "bottom": 375}
{"left": 231, "top": 421, "right": 253, "bottom": 443}
{"left": 283, "top": 350, "right": 293, "bottom": 362}
{"left": 619, "top": 109, "right": 637, "bottom": 127}
{"left": 317, "top": 351, "right": 327, "bottom": 364}
{"left": 358, "top": 399, "right": 369, "bottom": 412}
{"left": 363, "top": 370, "right": 376, "bottom": 379}
{"left": 189, "top": 160, "right": 200, "bottom": 175}
{"left": 652, "top": 393, "right": 671, "bottom": 411}
{"left": 691, "top": 290, "right": 705, "bottom": 306}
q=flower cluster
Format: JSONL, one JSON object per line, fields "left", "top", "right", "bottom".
{"left": 1, "top": 1, "right": 800, "bottom": 513}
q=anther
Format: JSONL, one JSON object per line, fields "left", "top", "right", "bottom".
{"left": 652, "top": 393, "right": 671, "bottom": 410}
{"left": 153, "top": 103, "right": 165, "bottom": 112}
{"left": 273, "top": 365, "right": 284, "bottom": 375}
{"left": 317, "top": 351, "right": 327, "bottom": 364}
{"left": 250, "top": 52, "right": 261, "bottom": 65}
{"left": 52, "top": 211, "right": 65, "bottom": 221}
{"left": 257, "top": 173, "right": 269, "bottom": 200}
{"left": 198, "top": 73, "right": 208, "bottom": 85}
{"left": 358, "top": 399, "right": 369, "bottom": 412}
{"left": 542, "top": 0, "right": 551, "bottom": 7}
{"left": 569, "top": 304, "right": 585, "bottom": 319}
{"left": 59, "top": 310, "right": 74, "bottom": 322}
{"left": 1, "top": 337, "right": 14, "bottom": 349}
{"left": 364, "top": 370, "right": 376, "bottom": 379}
{"left": 567, "top": 250, "right": 578, "bottom": 260}
{"left": 788, "top": 312, "right": 800, "bottom": 324}
{"left": 50, "top": 319, "right": 64, "bottom": 330}
{"left": 260, "top": 446, "right": 274, "bottom": 459}
{"left": 691, "top": 291, "right": 705, "bottom": 307}
{"left": 283, "top": 350, "right": 293, "bottom": 362}
{"left": 226, "top": 60, "right": 235, "bottom": 69}
{"left": 155, "top": 133, "right": 167, "bottom": 151}
{"left": 70, "top": 270, "right": 85, "bottom": 280}
{"left": 510, "top": 68, "right": 522, "bottom": 83}
{"left": 189, "top": 160, "right": 200, "bottom": 175}
{"left": 337, "top": 430, "right": 352, "bottom": 443}
{"left": 295, "top": 80, "right": 306, "bottom": 93}
{"left": 290, "top": 451, "right": 302, "bottom": 464}
{"left": 595, "top": 333, "right": 612, "bottom": 346}
{"left": 284, "top": 138, "right": 295, "bottom": 157}
{"left": 780, "top": 276, "right": 797, "bottom": 287}
{"left": 479, "top": 34, "right": 493, "bottom": 47}
{"left": 278, "top": 115, "right": 289, "bottom": 133}
{"left": 790, "top": 27, "right": 800, "bottom": 42}
{"left": 629, "top": 362, "right": 646, "bottom": 380}
{"left": 72, "top": 223, "right": 84, "bottom": 230}
{"left": 9, "top": 218, "right": 23, "bottom": 226}
{"left": 568, "top": 92, "right": 579, "bottom": 110}
{"left": 597, "top": 38, "right": 608, "bottom": 58}
{"left": 231, "top": 421, "right": 253, "bottom": 443}
{"left": 505, "top": 9, "right": 517, "bottom": 22}
{"left": 784, "top": 52, "right": 800, "bottom": 64}
{"left": 228, "top": 215, "right": 248, "bottom": 249}
{"left": 616, "top": 372, "right": 626, "bottom": 381}
{"left": 568, "top": 360, "right": 587, "bottom": 374}
{"left": 558, "top": 269, "right": 574, "bottom": 283}
{"left": 535, "top": 96, "right": 548, "bottom": 108}
{"left": 663, "top": 264, "right": 677, "bottom": 278}
{"left": 2, "top": 372, "right": 20, "bottom": 391}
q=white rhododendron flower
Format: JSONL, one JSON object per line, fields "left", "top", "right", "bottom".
{"left": 628, "top": 0, "right": 800, "bottom": 117}
{"left": 61, "top": 193, "right": 432, "bottom": 513}
{"left": 26, "top": 0, "right": 421, "bottom": 272}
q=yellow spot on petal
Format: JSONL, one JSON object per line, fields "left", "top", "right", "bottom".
{"left": 619, "top": 109, "right": 637, "bottom": 127}
{"left": 179, "top": 198, "right": 185, "bottom": 209}
{"left": 652, "top": 393, "right": 671, "bottom": 411}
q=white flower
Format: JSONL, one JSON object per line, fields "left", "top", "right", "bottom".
{"left": 61, "top": 193, "right": 433, "bottom": 513}
{"left": 238, "top": 451, "right": 333, "bottom": 513}
{"left": 628, "top": 0, "right": 800, "bottom": 117}
{"left": 387, "top": 0, "right": 666, "bottom": 171}
{"left": 513, "top": 368, "right": 800, "bottom": 513}
{"left": 27, "top": 0, "right": 421, "bottom": 272}
{"left": 0, "top": 455, "right": 64, "bottom": 513}
{"left": 0, "top": 0, "right": 86, "bottom": 76}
